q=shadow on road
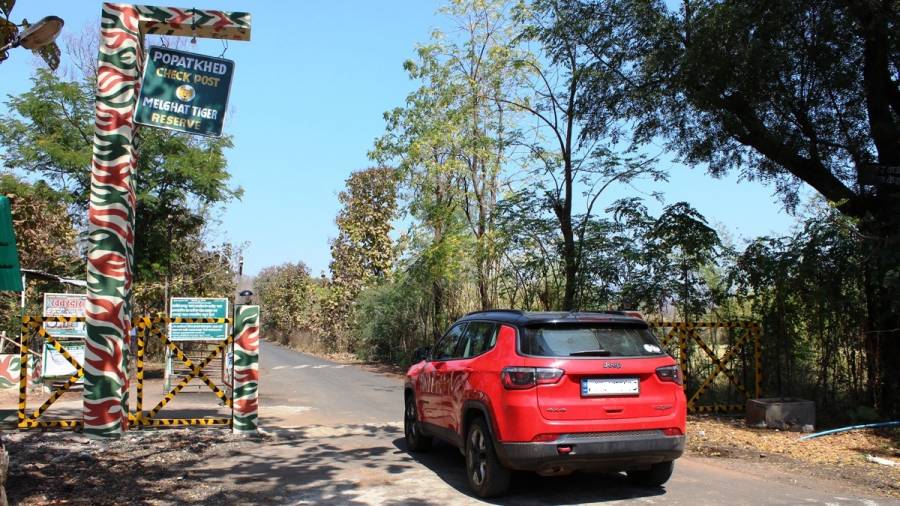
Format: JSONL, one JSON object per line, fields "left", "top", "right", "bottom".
{"left": 391, "top": 437, "right": 668, "bottom": 505}
{"left": 7, "top": 421, "right": 667, "bottom": 505}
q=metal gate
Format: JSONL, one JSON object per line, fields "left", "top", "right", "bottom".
{"left": 17, "top": 316, "right": 83, "bottom": 429}
{"left": 651, "top": 321, "right": 762, "bottom": 413}
{"left": 15, "top": 315, "right": 234, "bottom": 430}
{"left": 131, "top": 316, "right": 233, "bottom": 427}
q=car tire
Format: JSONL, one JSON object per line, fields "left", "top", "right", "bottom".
{"left": 465, "top": 417, "right": 511, "bottom": 498}
{"left": 627, "top": 460, "right": 674, "bottom": 487}
{"left": 404, "top": 392, "right": 432, "bottom": 452}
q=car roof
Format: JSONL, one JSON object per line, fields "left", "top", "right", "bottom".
{"left": 458, "top": 309, "right": 646, "bottom": 326}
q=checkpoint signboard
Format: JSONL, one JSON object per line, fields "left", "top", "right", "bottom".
{"left": 41, "top": 293, "right": 86, "bottom": 380}
{"left": 134, "top": 46, "right": 235, "bottom": 137}
{"left": 42, "top": 293, "right": 87, "bottom": 338}
{"left": 169, "top": 297, "right": 229, "bottom": 341}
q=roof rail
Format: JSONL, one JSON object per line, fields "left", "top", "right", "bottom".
{"left": 568, "top": 310, "right": 625, "bottom": 315}
{"left": 464, "top": 309, "right": 525, "bottom": 317}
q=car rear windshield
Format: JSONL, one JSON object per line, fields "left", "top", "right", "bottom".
{"left": 519, "top": 324, "right": 665, "bottom": 358}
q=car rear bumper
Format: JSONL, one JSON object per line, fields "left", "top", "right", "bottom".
{"left": 494, "top": 431, "right": 685, "bottom": 473}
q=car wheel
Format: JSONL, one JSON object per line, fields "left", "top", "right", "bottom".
{"left": 404, "top": 392, "right": 432, "bottom": 452}
{"left": 627, "top": 460, "right": 674, "bottom": 487}
{"left": 465, "top": 417, "right": 511, "bottom": 498}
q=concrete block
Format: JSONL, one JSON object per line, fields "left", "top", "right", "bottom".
{"left": 746, "top": 398, "right": 815, "bottom": 431}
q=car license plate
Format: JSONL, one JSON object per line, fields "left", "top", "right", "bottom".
{"left": 581, "top": 377, "right": 640, "bottom": 396}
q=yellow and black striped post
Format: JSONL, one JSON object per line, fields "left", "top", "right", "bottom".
{"left": 677, "top": 323, "right": 688, "bottom": 393}
{"left": 134, "top": 318, "right": 148, "bottom": 424}
{"left": 18, "top": 319, "right": 29, "bottom": 428}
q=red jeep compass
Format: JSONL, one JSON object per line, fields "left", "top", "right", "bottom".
{"left": 404, "top": 310, "right": 686, "bottom": 497}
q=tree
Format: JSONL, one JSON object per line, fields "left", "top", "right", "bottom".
{"left": 373, "top": 0, "right": 524, "bottom": 312}
{"left": 0, "top": 67, "right": 242, "bottom": 310}
{"left": 648, "top": 202, "right": 722, "bottom": 320}
{"left": 569, "top": 0, "right": 899, "bottom": 413}
{"left": 254, "top": 262, "right": 315, "bottom": 341}
{"left": 0, "top": 175, "right": 82, "bottom": 339}
{"left": 323, "top": 167, "right": 399, "bottom": 351}
{"left": 500, "top": 0, "right": 664, "bottom": 310}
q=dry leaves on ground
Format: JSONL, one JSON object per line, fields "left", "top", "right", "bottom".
{"left": 688, "top": 416, "right": 900, "bottom": 496}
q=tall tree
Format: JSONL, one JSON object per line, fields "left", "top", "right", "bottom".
{"left": 324, "top": 167, "right": 399, "bottom": 350}
{"left": 648, "top": 202, "right": 722, "bottom": 320}
{"left": 502, "top": 0, "right": 663, "bottom": 310}
{"left": 374, "top": 0, "right": 523, "bottom": 312}
{"left": 568, "top": 0, "right": 899, "bottom": 413}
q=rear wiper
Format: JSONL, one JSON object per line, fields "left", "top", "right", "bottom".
{"left": 569, "top": 349, "right": 612, "bottom": 357}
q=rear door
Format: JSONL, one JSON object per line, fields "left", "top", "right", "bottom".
{"left": 444, "top": 321, "right": 498, "bottom": 433}
{"left": 520, "top": 322, "right": 679, "bottom": 422}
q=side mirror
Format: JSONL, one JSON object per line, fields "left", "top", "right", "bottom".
{"left": 412, "top": 346, "right": 430, "bottom": 363}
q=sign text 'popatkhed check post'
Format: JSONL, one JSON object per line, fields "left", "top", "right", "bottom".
{"left": 135, "top": 46, "right": 234, "bottom": 137}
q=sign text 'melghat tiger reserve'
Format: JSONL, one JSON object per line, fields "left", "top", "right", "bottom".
{"left": 134, "top": 46, "right": 235, "bottom": 137}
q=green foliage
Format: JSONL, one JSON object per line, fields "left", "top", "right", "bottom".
{"left": 730, "top": 206, "right": 868, "bottom": 415}
{"left": 0, "top": 67, "right": 242, "bottom": 316}
{"left": 350, "top": 274, "right": 431, "bottom": 364}
{"left": 254, "top": 262, "right": 315, "bottom": 342}
{"left": 0, "top": 175, "right": 82, "bottom": 343}
{"left": 323, "top": 167, "right": 399, "bottom": 351}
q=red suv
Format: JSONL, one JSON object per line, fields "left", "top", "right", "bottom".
{"left": 404, "top": 310, "right": 686, "bottom": 497}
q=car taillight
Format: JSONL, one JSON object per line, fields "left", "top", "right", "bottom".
{"left": 530, "top": 433, "right": 559, "bottom": 442}
{"left": 663, "top": 427, "right": 683, "bottom": 436}
{"left": 501, "top": 367, "right": 564, "bottom": 389}
{"left": 656, "top": 365, "right": 683, "bottom": 385}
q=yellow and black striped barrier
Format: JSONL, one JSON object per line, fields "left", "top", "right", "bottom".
{"left": 15, "top": 315, "right": 237, "bottom": 431}
{"left": 650, "top": 321, "right": 762, "bottom": 414}
{"left": 17, "top": 320, "right": 84, "bottom": 430}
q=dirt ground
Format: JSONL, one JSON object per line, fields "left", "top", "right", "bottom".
{"left": 1, "top": 349, "right": 898, "bottom": 504}
{"left": 2, "top": 407, "right": 898, "bottom": 504}
{"left": 687, "top": 416, "right": 900, "bottom": 498}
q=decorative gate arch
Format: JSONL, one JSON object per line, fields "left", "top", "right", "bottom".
{"left": 85, "top": 4, "right": 250, "bottom": 438}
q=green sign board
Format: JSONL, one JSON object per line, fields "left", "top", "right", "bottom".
{"left": 134, "top": 46, "right": 234, "bottom": 137}
{"left": 169, "top": 297, "right": 229, "bottom": 341}
{"left": 0, "top": 196, "right": 22, "bottom": 292}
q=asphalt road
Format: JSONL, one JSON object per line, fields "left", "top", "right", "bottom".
{"left": 190, "top": 340, "right": 896, "bottom": 505}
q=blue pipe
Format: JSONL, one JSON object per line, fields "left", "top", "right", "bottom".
{"left": 799, "top": 420, "right": 900, "bottom": 441}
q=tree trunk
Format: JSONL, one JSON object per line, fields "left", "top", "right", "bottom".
{"left": 561, "top": 213, "right": 577, "bottom": 311}
{"left": 860, "top": 207, "right": 900, "bottom": 416}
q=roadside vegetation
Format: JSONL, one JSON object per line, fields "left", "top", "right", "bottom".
{"left": 255, "top": 0, "right": 900, "bottom": 424}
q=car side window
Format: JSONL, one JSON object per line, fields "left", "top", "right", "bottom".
{"left": 433, "top": 323, "right": 466, "bottom": 361}
{"left": 460, "top": 321, "right": 498, "bottom": 358}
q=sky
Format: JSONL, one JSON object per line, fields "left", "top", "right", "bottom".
{"left": 1, "top": 1, "right": 803, "bottom": 277}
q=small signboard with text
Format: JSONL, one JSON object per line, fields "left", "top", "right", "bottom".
{"left": 42, "top": 341, "right": 85, "bottom": 379}
{"left": 42, "top": 293, "right": 87, "bottom": 339}
{"left": 169, "top": 297, "right": 229, "bottom": 341}
{"left": 134, "top": 46, "right": 235, "bottom": 137}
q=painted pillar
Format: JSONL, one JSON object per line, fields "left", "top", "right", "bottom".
{"left": 85, "top": 3, "right": 142, "bottom": 439}
{"left": 232, "top": 305, "right": 259, "bottom": 435}
{"left": 85, "top": 4, "right": 251, "bottom": 438}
